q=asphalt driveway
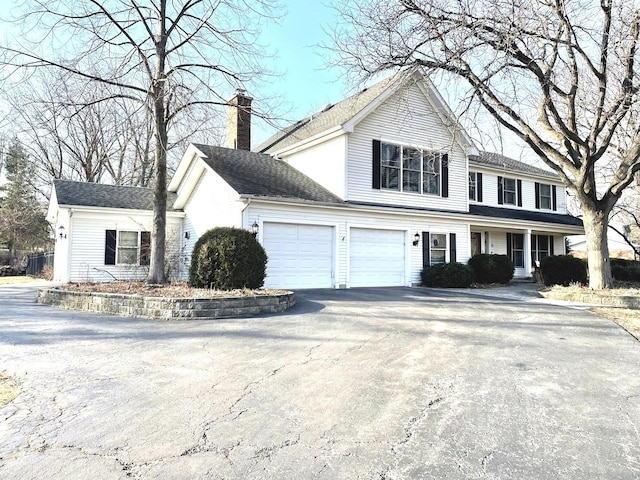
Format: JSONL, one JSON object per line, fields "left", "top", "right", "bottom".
{"left": 0, "top": 284, "right": 638, "bottom": 479}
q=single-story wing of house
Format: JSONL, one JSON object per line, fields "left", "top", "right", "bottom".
{"left": 47, "top": 68, "right": 584, "bottom": 289}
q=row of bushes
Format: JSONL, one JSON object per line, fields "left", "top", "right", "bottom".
{"left": 422, "top": 254, "right": 514, "bottom": 288}
{"left": 422, "top": 254, "right": 595, "bottom": 288}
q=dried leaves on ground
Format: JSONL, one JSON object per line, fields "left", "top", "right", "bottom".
{"left": 61, "top": 281, "right": 288, "bottom": 298}
{"left": 0, "top": 373, "right": 20, "bottom": 408}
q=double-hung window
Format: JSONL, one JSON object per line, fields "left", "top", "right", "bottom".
{"left": 430, "top": 233, "right": 447, "bottom": 265}
{"left": 105, "top": 230, "right": 151, "bottom": 266}
{"left": 535, "top": 182, "right": 557, "bottom": 210}
{"left": 503, "top": 178, "right": 517, "bottom": 205}
{"left": 498, "top": 176, "right": 522, "bottom": 206}
{"left": 375, "top": 140, "right": 448, "bottom": 197}
{"left": 469, "top": 172, "right": 483, "bottom": 202}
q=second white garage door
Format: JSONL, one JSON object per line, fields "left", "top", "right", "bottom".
{"left": 350, "top": 228, "right": 406, "bottom": 287}
{"left": 262, "top": 222, "right": 334, "bottom": 289}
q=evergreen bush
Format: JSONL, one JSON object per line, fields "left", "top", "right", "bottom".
{"left": 539, "top": 255, "right": 587, "bottom": 286}
{"left": 188, "top": 227, "right": 267, "bottom": 290}
{"left": 610, "top": 259, "right": 640, "bottom": 282}
{"left": 421, "top": 262, "right": 474, "bottom": 288}
{"left": 467, "top": 254, "right": 514, "bottom": 284}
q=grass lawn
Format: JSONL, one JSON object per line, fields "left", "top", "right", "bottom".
{"left": 544, "top": 282, "right": 640, "bottom": 341}
{"left": 0, "top": 276, "right": 44, "bottom": 285}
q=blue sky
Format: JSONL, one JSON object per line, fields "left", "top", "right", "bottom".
{"left": 252, "top": 1, "right": 352, "bottom": 145}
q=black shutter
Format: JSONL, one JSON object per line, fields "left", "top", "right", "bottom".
{"left": 477, "top": 173, "right": 483, "bottom": 202}
{"left": 422, "top": 231, "right": 430, "bottom": 268}
{"left": 550, "top": 236, "right": 555, "bottom": 255}
{"left": 517, "top": 179, "right": 523, "bottom": 206}
{"left": 498, "top": 176, "right": 504, "bottom": 204}
{"left": 552, "top": 185, "right": 557, "bottom": 211}
{"left": 535, "top": 182, "right": 540, "bottom": 209}
{"left": 506, "top": 233, "right": 512, "bottom": 258}
{"left": 372, "top": 139, "right": 381, "bottom": 189}
{"left": 449, "top": 233, "right": 457, "bottom": 263}
{"left": 105, "top": 230, "right": 116, "bottom": 265}
{"left": 140, "top": 231, "right": 151, "bottom": 266}
{"left": 441, "top": 154, "right": 449, "bottom": 198}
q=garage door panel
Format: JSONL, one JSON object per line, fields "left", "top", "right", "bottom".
{"left": 350, "top": 228, "right": 405, "bottom": 287}
{"left": 263, "top": 222, "right": 334, "bottom": 289}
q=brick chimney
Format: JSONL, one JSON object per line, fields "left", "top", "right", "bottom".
{"left": 228, "top": 89, "right": 252, "bottom": 150}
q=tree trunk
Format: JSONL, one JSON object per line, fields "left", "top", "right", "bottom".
{"left": 146, "top": 88, "right": 168, "bottom": 284}
{"left": 582, "top": 207, "right": 613, "bottom": 289}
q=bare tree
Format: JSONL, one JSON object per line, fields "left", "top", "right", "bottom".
{"left": 1, "top": 0, "right": 280, "bottom": 283}
{"left": 334, "top": 0, "right": 640, "bottom": 289}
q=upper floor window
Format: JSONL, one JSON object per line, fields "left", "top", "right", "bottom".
{"left": 469, "top": 171, "right": 483, "bottom": 202}
{"left": 373, "top": 140, "right": 448, "bottom": 197}
{"left": 535, "top": 182, "right": 557, "bottom": 211}
{"left": 498, "top": 176, "right": 522, "bottom": 207}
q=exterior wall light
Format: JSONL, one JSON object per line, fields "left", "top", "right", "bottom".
{"left": 251, "top": 221, "right": 259, "bottom": 237}
{"left": 413, "top": 232, "right": 420, "bottom": 246}
{"left": 58, "top": 225, "right": 67, "bottom": 239}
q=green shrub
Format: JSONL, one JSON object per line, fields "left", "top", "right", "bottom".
{"left": 611, "top": 260, "right": 640, "bottom": 282}
{"left": 188, "top": 227, "right": 267, "bottom": 290}
{"left": 539, "top": 255, "right": 587, "bottom": 286}
{"left": 467, "top": 254, "right": 514, "bottom": 284}
{"left": 421, "top": 262, "right": 474, "bottom": 288}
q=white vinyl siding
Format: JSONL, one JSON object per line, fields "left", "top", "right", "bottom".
{"left": 470, "top": 166, "right": 567, "bottom": 214}
{"left": 65, "top": 210, "right": 183, "bottom": 283}
{"left": 346, "top": 82, "right": 468, "bottom": 212}
{"left": 248, "top": 200, "right": 469, "bottom": 287}
{"left": 283, "top": 135, "right": 347, "bottom": 199}
{"left": 182, "top": 169, "right": 245, "bottom": 264}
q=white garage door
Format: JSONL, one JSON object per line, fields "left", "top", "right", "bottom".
{"left": 350, "top": 228, "right": 406, "bottom": 287}
{"left": 263, "top": 222, "right": 334, "bottom": 289}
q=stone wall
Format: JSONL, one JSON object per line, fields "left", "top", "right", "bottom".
{"left": 37, "top": 288, "right": 295, "bottom": 320}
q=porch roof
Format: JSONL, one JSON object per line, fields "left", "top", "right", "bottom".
{"left": 469, "top": 204, "right": 583, "bottom": 227}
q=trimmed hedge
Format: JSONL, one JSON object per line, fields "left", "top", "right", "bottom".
{"left": 421, "top": 262, "right": 474, "bottom": 288}
{"left": 539, "top": 255, "right": 587, "bottom": 286}
{"left": 467, "top": 254, "right": 514, "bottom": 284}
{"left": 188, "top": 227, "right": 268, "bottom": 290}
{"left": 610, "top": 259, "right": 640, "bottom": 282}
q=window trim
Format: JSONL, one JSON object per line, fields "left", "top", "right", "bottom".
{"left": 469, "top": 171, "right": 483, "bottom": 202}
{"left": 535, "top": 182, "right": 557, "bottom": 211}
{"left": 373, "top": 140, "right": 448, "bottom": 197}
{"left": 498, "top": 176, "right": 522, "bottom": 207}
{"left": 105, "top": 229, "right": 151, "bottom": 266}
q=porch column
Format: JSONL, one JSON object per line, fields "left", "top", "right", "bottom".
{"left": 524, "top": 229, "right": 533, "bottom": 277}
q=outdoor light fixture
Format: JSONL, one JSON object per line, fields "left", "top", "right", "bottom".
{"left": 251, "top": 221, "right": 259, "bottom": 237}
{"left": 413, "top": 232, "right": 420, "bottom": 246}
{"left": 184, "top": 231, "right": 190, "bottom": 240}
{"left": 58, "top": 225, "right": 67, "bottom": 239}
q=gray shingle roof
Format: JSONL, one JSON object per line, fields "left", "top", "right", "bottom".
{"left": 257, "top": 72, "right": 403, "bottom": 154}
{"left": 469, "top": 204, "right": 582, "bottom": 227}
{"left": 471, "top": 152, "right": 559, "bottom": 180}
{"left": 193, "top": 144, "right": 343, "bottom": 203}
{"left": 53, "top": 179, "right": 179, "bottom": 211}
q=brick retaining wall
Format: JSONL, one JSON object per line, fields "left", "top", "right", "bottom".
{"left": 37, "top": 288, "right": 295, "bottom": 320}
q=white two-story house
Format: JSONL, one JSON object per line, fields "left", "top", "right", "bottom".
{"left": 47, "top": 68, "right": 583, "bottom": 289}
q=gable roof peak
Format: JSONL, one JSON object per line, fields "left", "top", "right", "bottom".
{"left": 256, "top": 68, "right": 420, "bottom": 154}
